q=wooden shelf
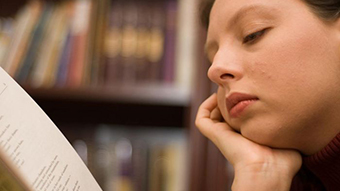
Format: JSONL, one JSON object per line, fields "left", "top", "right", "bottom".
{"left": 24, "top": 83, "right": 191, "bottom": 106}
{"left": 22, "top": 84, "right": 190, "bottom": 128}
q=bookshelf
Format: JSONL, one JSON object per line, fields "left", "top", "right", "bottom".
{"left": 0, "top": 0, "right": 231, "bottom": 190}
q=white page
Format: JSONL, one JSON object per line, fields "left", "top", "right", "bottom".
{"left": 0, "top": 67, "right": 102, "bottom": 191}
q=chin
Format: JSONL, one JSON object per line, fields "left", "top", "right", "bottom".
{"left": 238, "top": 119, "right": 298, "bottom": 150}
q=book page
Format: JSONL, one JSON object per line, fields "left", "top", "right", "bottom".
{"left": 0, "top": 149, "right": 30, "bottom": 190}
{"left": 0, "top": 67, "right": 102, "bottom": 191}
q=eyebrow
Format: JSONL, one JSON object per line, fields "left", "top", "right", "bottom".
{"left": 229, "top": 4, "right": 276, "bottom": 28}
{"left": 204, "top": 4, "right": 278, "bottom": 59}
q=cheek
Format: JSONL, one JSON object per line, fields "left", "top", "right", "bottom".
{"left": 241, "top": 116, "right": 287, "bottom": 147}
{"left": 250, "top": 26, "right": 339, "bottom": 95}
{"left": 241, "top": 25, "right": 340, "bottom": 148}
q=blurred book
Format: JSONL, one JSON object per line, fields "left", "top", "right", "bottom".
{"left": 15, "top": 3, "right": 54, "bottom": 84}
{"left": 92, "top": 125, "right": 188, "bottom": 191}
{"left": 67, "top": 0, "right": 92, "bottom": 87}
{"left": 0, "top": 0, "right": 194, "bottom": 107}
{"left": 0, "top": 18, "right": 13, "bottom": 67}
{"left": 3, "top": 1, "right": 42, "bottom": 77}
{"left": 31, "top": 1, "right": 72, "bottom": 88}
{"left": 104, "top": 1, "right": 124, "bottom": 85}
{"left": 162, "top": 1, "right": 177, "bottom": 84}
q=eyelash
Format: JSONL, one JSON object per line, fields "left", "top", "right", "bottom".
{"left": 243, "top": 28, "right": 268, "bottom": 44}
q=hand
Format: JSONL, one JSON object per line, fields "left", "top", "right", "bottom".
{"left": 195, "top": 94, "right": 302, "bottom": 191}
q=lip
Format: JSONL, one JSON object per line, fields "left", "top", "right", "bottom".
{"left": 226, "top": 92, "right": 259, "bottom": 118}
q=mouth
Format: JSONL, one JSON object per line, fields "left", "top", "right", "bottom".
{"left": 226, "top": 92, "right": 259, "bottom": 118}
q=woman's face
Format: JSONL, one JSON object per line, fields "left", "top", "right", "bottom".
{"left": 206, "top": 0, "right": 340, "bottom": 154}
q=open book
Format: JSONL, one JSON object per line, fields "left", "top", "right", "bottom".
{"left": 0, "top": 67, "right": 102, "bottom": 190}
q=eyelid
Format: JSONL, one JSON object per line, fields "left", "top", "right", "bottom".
{"left": 242, "top": 27, "right": 269, "bottom": 44}
{"left": 240, "top": 19, "right": 272, "bottom": 36}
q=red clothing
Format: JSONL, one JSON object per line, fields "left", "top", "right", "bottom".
{"left": 291, "top": 133, "right": 340, "bottom": 190}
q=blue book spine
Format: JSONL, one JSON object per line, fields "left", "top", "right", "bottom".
{"left": 56, "top": 29, "right": 72, "bottom": 87}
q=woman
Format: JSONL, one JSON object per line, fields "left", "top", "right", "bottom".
{"left": 195, "top": 0, "right": 340, "bottom": 190}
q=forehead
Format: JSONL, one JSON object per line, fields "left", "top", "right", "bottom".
{"left": 206, "top": 0, "right": 309, "bottom": 44}
{"left": 210, "top": 0, "right": 302, "bottom": 16}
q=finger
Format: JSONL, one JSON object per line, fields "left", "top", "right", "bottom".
{"left": 211, "top": 106, "right": 223, "bottom": 122}
{"left": 195, "top": 94, "right": 218, "bottom": 138}
{"left": 197, "top": 117, "right": 245, "bottom": 162}
{"left": 195, "top": 94, "right": 258, "bottom": 162}
{"left": 196, "top": 93, "right": 218, "bottom": 120}
{"left": 195, "top": 93, "right": 236, "bottom": 142}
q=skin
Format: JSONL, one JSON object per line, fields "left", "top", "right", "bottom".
{"left": 205, "top": 0, "right": 340, "bottom": 155}
{"left": 196, "top": 94, "right": 301, "bottom": 190}
{"left": 196, "top": 0, "right": 340, "bottom": 190}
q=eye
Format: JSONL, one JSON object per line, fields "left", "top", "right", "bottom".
{"left": 243, "top": 28, "right": 268, "bottom": 44}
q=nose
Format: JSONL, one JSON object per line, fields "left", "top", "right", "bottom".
{"left": 207, "top": 51, "right": 244, "bottom": 86}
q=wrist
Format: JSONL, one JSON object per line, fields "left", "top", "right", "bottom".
{"left": 232, "top": 164, "right": 295, "bottom": 191}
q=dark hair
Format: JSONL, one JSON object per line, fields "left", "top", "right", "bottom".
{"left": 200, "top": 0, "right": 340, "bottom": 29}
{"left": 199, "top": 0, "right": 215, "bottom": 29}
{"left": 304, "top": 0, "right": 340, "bottom": 20}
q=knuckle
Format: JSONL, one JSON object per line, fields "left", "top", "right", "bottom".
{"left": 194, "top": 118, "right": 201, "bottom": 129}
